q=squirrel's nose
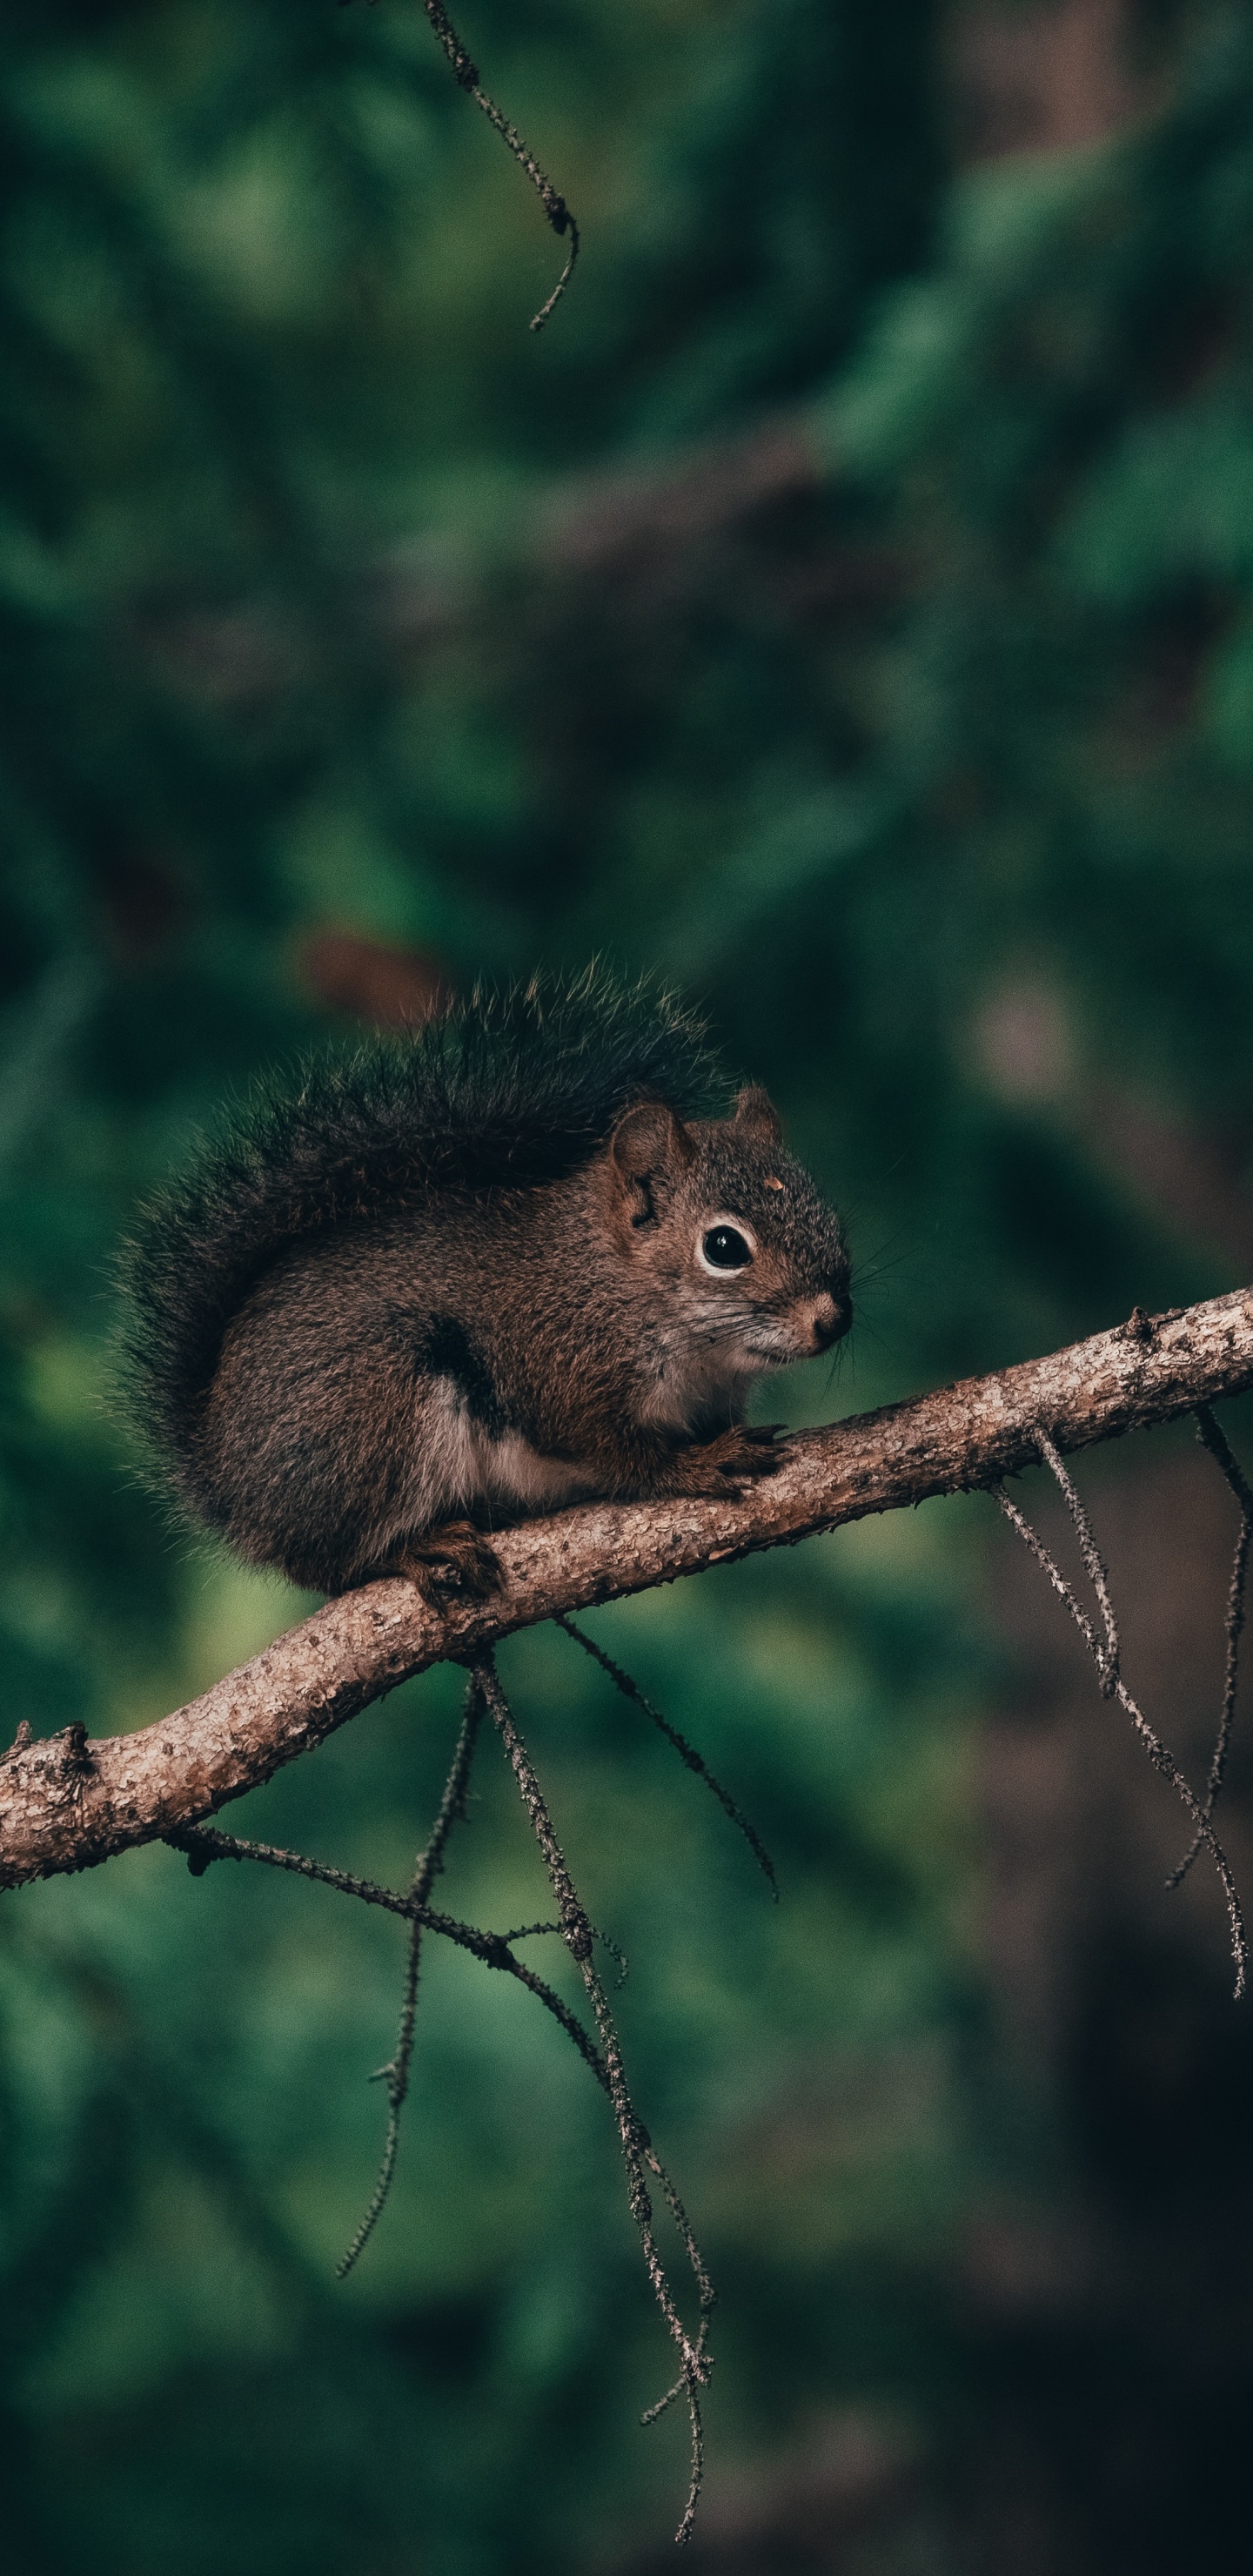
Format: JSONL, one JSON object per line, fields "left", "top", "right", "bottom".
{"left": 807, "top": 1291, "right": 851, "bottom": 1353}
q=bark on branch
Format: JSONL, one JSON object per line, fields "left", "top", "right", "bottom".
{"left": 4, "top": 1286, "right": 1253, "bottom": 1894}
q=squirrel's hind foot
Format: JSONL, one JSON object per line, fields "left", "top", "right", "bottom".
{"left": 384, "top": 1519, "right": 504, "bottom": 1603}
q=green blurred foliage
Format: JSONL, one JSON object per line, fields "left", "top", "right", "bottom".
{"left": 3, "top": 2, "right": 1253, "bottom": 2569}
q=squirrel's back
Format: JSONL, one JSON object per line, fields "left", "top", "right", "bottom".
{"left": 120, "top": 971, "right": 721, "bottom": 1479}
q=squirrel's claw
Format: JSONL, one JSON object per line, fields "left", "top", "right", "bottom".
{"left": 386, "top": 1520, "right": 504, "bottom": 1603}
{"left": 670, "top": 1423, "right": 786, "bottom": 1497}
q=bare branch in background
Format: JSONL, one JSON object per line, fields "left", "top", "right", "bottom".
{"left": 420, "top": 0, "right": 579, "bottom": 331}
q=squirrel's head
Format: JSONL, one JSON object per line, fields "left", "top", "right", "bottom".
{"left": 606, "top": 1085, "right": 851, "bottom": 1369}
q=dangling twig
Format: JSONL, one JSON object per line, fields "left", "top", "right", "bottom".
{"left": 556, "top": 1615, "right": 778, "bottom": 1897}
{"left": 167, "top": 1704, "right": 632, "bottom": 2270}
{"left": 168, "top": 1822, "right": 420, "bottom": 1907}
{"left": 1032, "top": 1428, "right": 1120, "bottom": 1694}
{"left": 166, "top": 1660, "right": 714, "bottom": 2538}
{"left": 421, "top": 0, "right": 580, "bottom": 331}
{"left": 338, "top": 1673, "right": 485, "bottom": 2276}
{"left": 472, "top": 1650, "right": 713, "bottom": 2545}
{"left": 1164, "top": 1408, "right": 1253, "bottom": 1890}
{"left": 993, "top": 1425, "right": 1248, "bottom": 1997}
{"left": 164, "top": 1821, "right": 610, "bottom": 2099}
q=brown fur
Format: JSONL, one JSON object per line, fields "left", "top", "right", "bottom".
{"left": 194, "top": 1088, "right": 850, "bottom": 1596}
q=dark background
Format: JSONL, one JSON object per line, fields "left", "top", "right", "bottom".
{"left": 4, "top": 3, "right": 1253, "bottom": 2567}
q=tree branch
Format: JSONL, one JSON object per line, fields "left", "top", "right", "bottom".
{"left": 4, "top": 1287, "right": 1252, "bottom": 1894}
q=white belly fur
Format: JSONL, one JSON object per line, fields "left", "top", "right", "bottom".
{"left": 376, "top": 1346, "right": 760, "bottom": 1560}
{"left": 372, "top": 1380, "right": 599, "bottom": 1559}
{"left": 471, "top": 1423, "right": 600, "bottom": 1512}
{"left": 639, "top": 1342, "right": 762, "bottom": 1436}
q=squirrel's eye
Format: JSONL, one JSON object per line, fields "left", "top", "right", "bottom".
{"left": 701, "top": 1224, "right": 753, "bottom": 1271}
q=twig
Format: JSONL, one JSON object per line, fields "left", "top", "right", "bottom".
{"left": 338, "top": 1673, "right": 485, "bottom": 2276}
{"left": 473, "top": 1651, "right": 713, "bottom": 2544}
{"left": 421, "top": 0, "right": 579, "bottom": 332}
{"left": 164, "top": 1818, "right": 606, "bottom": 2076}
{"left": 170, "top": 1654, "right": 714, "bottom": 2538}
{"left": 1031, "top": 1429, "right": 1120, "bottom": 1694}
{"left": 994, "top": 1426, "right": 1248, "bottom": 1997}
{"left": 1164, "top": 1407, "right": 1253, "bottom": 1888}
{"left": 556, "top": 1614, "right": 778, "bottom": 1895}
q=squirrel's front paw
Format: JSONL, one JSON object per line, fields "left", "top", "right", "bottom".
{"left": 671, "top": 1424, "right": 785, "bottom": 1497}
{"left": 391, "top": 1519, "right": 504, "bottom": 1603}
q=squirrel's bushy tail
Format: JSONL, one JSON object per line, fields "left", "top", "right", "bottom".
{"left": 118, "top": 969, "right": 723, "bottom": 1472}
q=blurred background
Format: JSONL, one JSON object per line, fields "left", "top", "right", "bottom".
{"left": 4, "top": 1, "right": 1253, "bottom": 2567}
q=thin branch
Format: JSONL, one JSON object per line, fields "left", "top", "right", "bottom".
{"left": 337, "top": 1674, "right": 485, "bottom": 2276}
{"left": 1165, "top": 1406, "right": 1253, "bottom": 1888}
{"left": 994, "top": 1428, "right": 1248, "bottom": 1996}
{"left": 421, "top": 0, "right": 579, "bottom": 332}
{"left": 556, "top": 1614, "right": 778, "bottom": 1895}
{"left": 1031, "top": 1428, "right": 1120, "bottom": 1694}
{"left": 473, "top": 1651, "right": 712, "bottom": 2544}
{"left": 171, "top": 1660, "right": 713, "bottom": 2538}
{"left": 6, "top": 1285, "right": 1253, "bottom": 1893}
{"left": 167, "top": 1815, "right": 608, "bottom": 2076}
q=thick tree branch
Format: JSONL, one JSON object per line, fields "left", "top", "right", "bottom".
{"left": 4, "top": 1287, "right": 1253, "bottom": 1893}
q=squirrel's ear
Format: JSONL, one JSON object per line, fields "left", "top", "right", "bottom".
{"left": 734, "top": 1085, "right": 783, "bottom": 1145}
{"left": 609, "top": 1100, "right": 694, "bottom": 1219}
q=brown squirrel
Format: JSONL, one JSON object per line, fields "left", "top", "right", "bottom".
{"left": 121, "top": 975, "right": 850, "bottom": 1600}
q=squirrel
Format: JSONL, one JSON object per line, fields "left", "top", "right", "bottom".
{"left": 120, "top": 974, "right": 851, "bottom": 1602}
